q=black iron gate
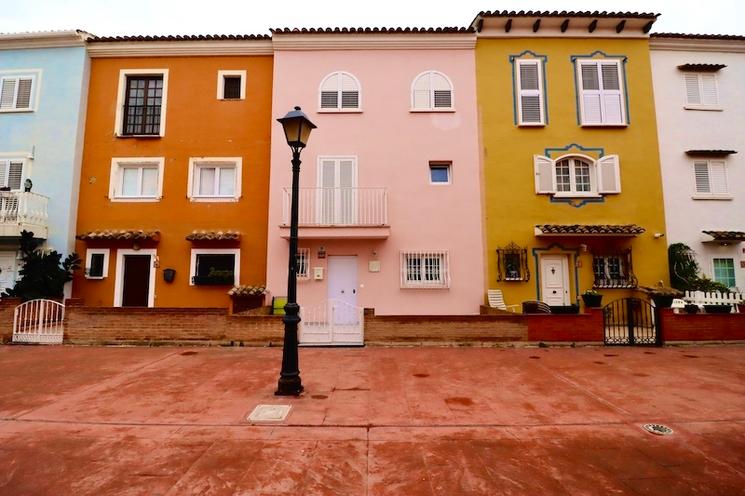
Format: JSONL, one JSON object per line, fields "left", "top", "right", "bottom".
{"left": 603, "top": 298, "right": 659, "bottom": 345}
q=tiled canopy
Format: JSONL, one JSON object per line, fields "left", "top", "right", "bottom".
{"left": 534, "top": 224, "right": 646, "bottom": 236}
{"left": 185, "top": 230, "right": 241, "bottom": 241}
{"left": 76, "top": 229, "right": 160, "bottom": 241}
{"left": 702, "top": 230, "right": 745, "bottom": 243}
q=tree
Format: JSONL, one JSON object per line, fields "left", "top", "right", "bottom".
{"left": 667, "top": 242, "right": 731, "bottom": 293}
{"left": 2, "top": 230, "right": 80, "bottom": 301}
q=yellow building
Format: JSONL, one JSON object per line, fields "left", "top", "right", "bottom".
{"left": 472, "top": 11, "right": 669, "bottom": 309}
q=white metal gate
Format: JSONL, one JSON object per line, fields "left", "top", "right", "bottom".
{"left": 12, "top": 299, "right": 65, "bottom": 344}
{"left": 299, "top": 299, "right": 364, "bottom": 346}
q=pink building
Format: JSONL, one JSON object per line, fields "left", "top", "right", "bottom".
{"left": 266, "top": 28, "right": 484, "bottom": 344}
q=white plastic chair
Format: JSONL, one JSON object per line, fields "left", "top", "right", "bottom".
{"left": 487, "top": 289, "right": 520, "bottom": 313}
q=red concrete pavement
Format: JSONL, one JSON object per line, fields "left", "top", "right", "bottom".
{"left": 0, "top": 345, "right": 744, "bottom": 495}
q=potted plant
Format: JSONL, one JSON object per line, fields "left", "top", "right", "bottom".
{"left": 581, "top": 289, "right": 603, "bottom": 308}
{"left": 639, "top": 284, "right": 682, "bottom": 308}
{"left": 683, "top": 303, "right": 700, "bottom": 314}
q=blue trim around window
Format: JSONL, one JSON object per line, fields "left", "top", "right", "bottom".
{"left": 544, "top": 143, "right": 606, "bottom": 207}
{"left": 569, "top": 51, "right": 630, "bottom": 126}
{"left": 531, "top": 244, "right": 581, "bottom": 304}
{"left": 509, "top": 50, "right": 549, "bottom": 126}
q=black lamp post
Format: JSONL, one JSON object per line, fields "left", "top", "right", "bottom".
{"left": 275, "top": 106, "right": 316, "bottom": 396}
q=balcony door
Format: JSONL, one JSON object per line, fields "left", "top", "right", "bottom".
{"left": 317, "top": 157, "right": 357, "bottom": 225}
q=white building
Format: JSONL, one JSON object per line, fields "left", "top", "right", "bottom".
{"left": 651, "top": 33, "right": 745, "bottom": 291}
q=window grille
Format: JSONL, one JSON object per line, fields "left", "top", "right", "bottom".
{"left": 400, "top": 250, "right": 450, "bottom": 289}
{"left": 496, "top": 242, "right": 530, "bottom": 282}
{"left": 592, "top": 249, "right": 637, "bottom": 288}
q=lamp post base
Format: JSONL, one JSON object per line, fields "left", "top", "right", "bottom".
{"left": 275, "top": 376, "right": 304, "bottom": 396}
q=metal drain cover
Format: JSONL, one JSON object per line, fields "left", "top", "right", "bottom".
{"left": 247, "top": 404, "right": 291, "bottom": 422}
{"left": 642, "top": 423, "right": 674, "bottom": 436}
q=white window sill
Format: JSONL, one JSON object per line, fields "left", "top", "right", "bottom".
{"left": 684, "top": 105, "right": 723, "bottom": 112}
{"left": 189, "top": 196, "right": 240, "bottom": 202}
{"left": 401, "top": 284, "right": 450, "bottom": 290}
{"left": 218, "top": 98, "right": 245, "bottom": 101}
{"left": 429, "top": 181, "right": 451, "bottom": 186}
{"left": 409, "top": 108, "right": 455, "bottom": 113}
{"left": 517, "top": 122, "right": 546, "bottom": 127}
{"left": 580, "top": 123, "right": 628, "bottom": 127}
{"left": 109, "top": 197, "right": 161, "bottom": 202}
{"left": 552, "top": 193, "right": 601, "bottom": 199}
{"left": 317, "top": 109, "right": 362, "bottom": 114}
{"left": 115, "top": 134, "right": 163, "bottom": 139}
{"left": 692, "top": 194, "right": 733, "bottom": 200}
{"left": 0, "top": 108, "right": 35, "bottom": 113}
{"left": 84, "top": 276, "right": 106, "bottom": 280}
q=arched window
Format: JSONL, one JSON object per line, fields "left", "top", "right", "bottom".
{"left": 411, "top": 71, "right": 453, "bottom": 111}
{"left": 319, "top": 71, "right": 360, "bottom": 111}
{"left": 533, "top": 154, "right": 621, "bottom": 197}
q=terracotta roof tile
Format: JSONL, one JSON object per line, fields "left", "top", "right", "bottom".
{"left": 535, "top": 224, "right": 645, "bottom": 236}
{"left": 185, "top": 230, "right": 241, "bottom": 241}
{"left": 270, "top": 27, "right": 472, "bottom": 35}
{"left": 677, "top": 63, "right": 727, "bottom": 72}
{"left": 686, "top": 150, "right": 737, "bottom": 157}
{"left": 77, "top": 229, "right": 160, "bottom": 241}
{"left": 88, "top": 34, "right": 270, "bottom": 43}
{"left": 477, "top": 10, "right": 658, "bottom": 19}
{"left": 702, "top": 230, "right": 745, "bottom": 242}
{"left": 652, "top": 32, "right": 745, "bottom": 41}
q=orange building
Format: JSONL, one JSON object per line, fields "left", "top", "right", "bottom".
{"left": 73, "top": 35, "right": 273, "bottom": 307}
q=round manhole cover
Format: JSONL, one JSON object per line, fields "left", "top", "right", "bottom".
{"left": 642, "top": 423, "right": 674, "bottom": 436}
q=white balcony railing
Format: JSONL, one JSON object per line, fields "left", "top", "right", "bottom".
{"left": 282, "top": 188, "right": 388, "bottom": 227}
{"left": 0, "top": 191, "right": 49, "bottom": 227}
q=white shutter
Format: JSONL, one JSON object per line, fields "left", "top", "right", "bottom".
{"left": 430, "top": 72, "right": 452, "bottom": 109}
{"left": 15, "top": 78, "right": 32, "bottom": 109}
{"left": 600, "top": 63, "right": 624, "bottom": 124}
{"left": 597, "top": 155, "right": 621, "bottom": 193}
{"left": 0, "top": 160, "right": 7, "bottom": 188}
{"left": 320, "top": 73, "right": 339, "bottom": 109}
{"left": 708, "top": 161, "right": 728, "bottom": 194}
{"left": 693, "top": 161, "right": 711, "bottom": 193}
{"left": 413, "top": 73, "right": 431, "bottom": 109}
{"left": 533, "top": 155, "right": 555, "bottom": 194}
{"left": 340, "top": 73, "right": 359, "bottom": 109}
{"left": 579, "top": 63, "right": 602, "bottom": 124}
{"left": 0, "top": 78, "right": 16, "bottom": 109}
{"left": 7, "top": 161, "right": 23, "bottom": 191}
{"left": 684, "top": 74, "right": 701, "bottom": 105}
{"left": 700, "top": 74, "right": 718, "bottom": 106}
{"left": 517, "top": 60, "right": 543, "bottom": 124}
{"left": 579, "top": 61, "right": 625, "bottom": 124}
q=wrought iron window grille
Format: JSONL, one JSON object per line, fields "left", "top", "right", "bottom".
{"left": 496, "top": 242, "right": 530, "bottom": 282}
{"left": 592, "top": 249, "right": 637, "bottom": 288}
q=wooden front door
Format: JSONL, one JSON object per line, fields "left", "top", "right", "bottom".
{"left": 122, "top": 255, "right": 151, "bottom": 307}
{"left": 540, "top": 255, "right": 570, "bottom": 306}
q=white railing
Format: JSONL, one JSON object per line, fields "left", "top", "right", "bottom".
{"left": 683, "top": 290, "right": 743, "bottom": 312}
{"left": 13, "top": 299, "right": 65, "bottom": 344}
{"left": 0, "top": 192, "right": 49, "bottom": 226}
{"left": 282, "top": 187, "right": 387, "bottom": 226}
{"left": 299, "top": 298, "right": 364, "bottom": 345}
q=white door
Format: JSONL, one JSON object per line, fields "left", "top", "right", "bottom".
{"left": 541, "top": 255, "right": 570, "bottom": 306}
{"left": 318, "top": 158, "right": 356, "bottom": 224}
{"left": 0, "top": 252, "right": 17, "bottom": 294}
{"left": 328, "top": 256, "right": 358, "bottom": 325}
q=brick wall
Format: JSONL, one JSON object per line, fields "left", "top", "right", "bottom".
{"left": 365, "top": 314, "right": 528, "bottom": 343}
{"left": 660, "top": 309, "right": 745, "bottom": 342}
{"left": 526, "top": 308, "right": 605, "bottom": 342}
{"left": 0, "top": 298, "right": 21, "bottom": 343}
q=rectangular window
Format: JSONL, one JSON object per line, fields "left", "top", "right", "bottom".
{"left": 0, "top": 159, "right": 24, "bottom": 191}
{"left": 188, "top": 158, "right": 242, "bottom": 201}
{"left": 576, "top": 59, "right": 626, "bottom": 125}
{"left": 0, "top": 72, "right": 38, "bottom": 112}
{"left": 429, "top": 162, "right": 451, "bottom": 184}
{"left": 712, "top": 258, "right": 736, "bottom": 288}
{"left": 296, "top": 248, "right": 310, "bottom": 279}
{"left": 190, "top": 249, "right": 240, "bottom": 286}
{"left": 515, "top": 59, "right": 545, "bottom": 125}
{"left": 122, "top": 75, "right": 163, "bottom": 135}
{"left": 684, "top": 73, "right": 719, "bottom": 109}
{"left": 400, "top": 251, "right": 450, "bottom": 289}
{"left": 217, "top": 70, "right": 246, "bottom": 100}
{"left": 109, "top": 158, "right": 164, "bottom": 201}
{"left": 592, "top": 251, "right": 636, "bottom": 288}
{"left": 496, "top": 243, "right": 530, "bottom": 282}
{"left": 693, "top": 160, "right": 728, "bottom": 197}
{"left": 85, "top": 249, "right": 110, "bottom": 279}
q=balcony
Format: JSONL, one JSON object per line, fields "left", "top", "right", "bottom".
{"left": 0, "top": 192, "right": 49, "bottom": 239}
{"left": 280, "top": 187, "right": 389, "bottom": 239}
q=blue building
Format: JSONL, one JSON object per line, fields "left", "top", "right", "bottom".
{"left": 0, "top": 31, "right": 89, "bottom": 294}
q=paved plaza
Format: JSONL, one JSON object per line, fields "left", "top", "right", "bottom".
{"left": 0, "top": 344, "right": 744, "bottom": 495}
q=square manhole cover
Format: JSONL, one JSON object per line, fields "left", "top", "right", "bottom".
{"left": 247, "top": 404, "right": 291, "bottom": 422}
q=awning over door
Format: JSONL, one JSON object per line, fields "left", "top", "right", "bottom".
{"left": 534, "top": 224, "right": 645, "bottom": 236}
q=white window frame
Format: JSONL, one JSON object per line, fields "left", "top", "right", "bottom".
{"left": 216, "top": 70, "right": 246, "bottom": 100}
{"left": 428, "top": 161, "right": 452, "bottom": 185}
{"left": 515, "top": 59, "right": 545, "bottom": 126}
{"left": 296, "top": 248, "right": 310, "bottom": 279}
{"left": 113, "top": 248, "right": 157, "bottom": 307}
{"left": 711, "top": 258, "right": 736, "bottom": 289}
{"left": 553, "top": 156, "right": 597, "bottom": 197}
{"left": 0, "top": 70, "right": 42, "bottom": 113}
{"left": 534, "top": 153, "right": 620, "bottom": 198}
{"left": 189, "top": 248, "right": 240, "bottom": 287}
{"left": 84, "top": 248, "right": 110, "bottom": 279}
{"left": 410, "top": 70, "right": 455, "bottom": 112}
{"left": 683, "top": 72, "right": 722, "bottom": 111}
{"left": 0, "top": 156, "right": 28, "bottom": 191}
{"left": 575, "top": 59, "right": 627, "bottom": 126}
{"left": 114, "top": 68, "right": 169, "bottom": 137}
{"left": 400, "top": 250, "right": 450, "bottom": 289}
{"left": 187, "top": 157, "right": 242, "bottom": 202}
{"left": 318, "top": 71, "right": 362, "bottom": 112}
{"left": 108, "top": 157, "right": 165, "bottom": 202}
{"left": 692, "top": 159, "right": 731, "bottom": 200}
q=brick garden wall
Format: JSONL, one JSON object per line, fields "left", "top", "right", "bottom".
{"left": 364, "top": 314, "right": 528, "bottom": 343}
{"left": 0, "top": 297, "right": 21, "bottom": 343}
{"left": 526, "top": 309, "right": 605, "bottom": 342}
{"left": 660, "top": 309, "right": 745, "bottom": 342}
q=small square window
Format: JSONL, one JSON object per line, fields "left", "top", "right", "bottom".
{"left": 712, "top": 258, "right": 736, "bottom": 288}
{"left": 223, "top": 76, "right": 241, "bottom": 99}
{"left": 429, "top": 162, "right": 451, "bottom": 184}
{"left": 85, "top": 249, "right": 110, "bottom": 279}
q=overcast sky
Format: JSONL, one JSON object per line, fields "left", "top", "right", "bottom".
{"left": 3, "top": 0, "right": 743, "bottom": 37}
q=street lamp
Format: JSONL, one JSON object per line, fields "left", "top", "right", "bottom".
{"left": 275, "top": 106, "right": 316, "bottom": 396}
